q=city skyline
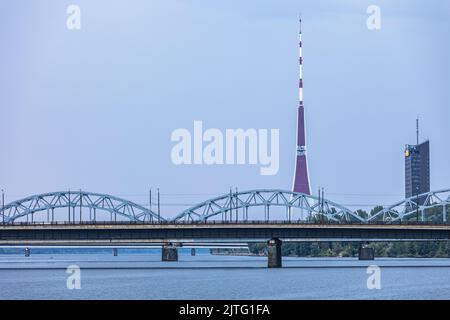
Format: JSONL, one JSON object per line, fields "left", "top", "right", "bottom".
{"left": 1, "top": 0, "right": 450, "bottom": 217}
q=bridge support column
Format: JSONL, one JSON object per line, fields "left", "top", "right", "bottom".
{"left": 162, "top": 244, "right": 178, "bottom": 262}
{"left": 113, "top": 248, "right": 118, "bottom": 256}
{"left": 191, "top": 248, "right": 196, "bottom": 256}
{"left": 267, "top": 238, "right": 282, "bottom": 268}
{"left": 358, "top": 244, "right": 374, "bottom": 260}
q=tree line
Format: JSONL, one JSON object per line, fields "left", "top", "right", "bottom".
{"left": 249, "top": 241, "right": 450, "bottom": 258}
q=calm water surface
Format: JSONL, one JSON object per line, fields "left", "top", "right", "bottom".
{"left": 0, "top": 251, "right": 449, "bottom": 300}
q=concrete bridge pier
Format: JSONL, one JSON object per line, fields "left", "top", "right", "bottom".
{"left": 267, "top": 238, "right": 282, "bottom": 268}
{"left": 162, "top": 243, "right": 178, "bottom": 262}
{"left": 358, "top": 243, "right": 375, "bottom": 260}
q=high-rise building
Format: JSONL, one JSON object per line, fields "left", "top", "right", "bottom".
{"left": 405, "top": 119, "right": 430, "bottom": 200}
{"left": 292, "top": 18, "right": 311, "bottom": 195}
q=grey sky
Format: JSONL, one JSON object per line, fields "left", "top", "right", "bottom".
{"left": 1, "top": 0, "right": 449, "bottom": 216}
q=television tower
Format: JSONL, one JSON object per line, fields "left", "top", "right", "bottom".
{"left": 292, "top": 18, "right": 311, "bottom": 195}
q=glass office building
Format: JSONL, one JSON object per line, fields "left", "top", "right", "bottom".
{"left": 405, "top": 140, "right": 430, "bottom": 201}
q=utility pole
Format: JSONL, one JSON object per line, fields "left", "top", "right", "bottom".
{"left": 318, "top": 187, "right": 321, "bottom": 223}
{"left": 79, "top": 189, "right": 82, "bottom": 223}
{"left": 235, "top": 187, "right": 238, "bottom": 222}
{"left": 149, "top": 188, "right": 152, "bottom": 222}
{"left": 73, "top": 191, "right": 76, "bottom": 223}
{"left": 68, "top": 189, "right": 71, "bottom": 223}
{"left": 1, "top": 189, "right": 4, "bottom": 224}
{"left": 229, "top": 187, "right": 232, "bottom": 222}
{"left": 321, "top": 188, "right": 325, "bottom": 223}
{"left": 157, "top": 188, "right": 160, "bottom": 222}
{"left": 416, "top": 186, "right": 420, "bottom": 223}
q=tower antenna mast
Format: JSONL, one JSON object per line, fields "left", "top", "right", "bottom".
{"left": 416, "top": 115, "right": 419, "bottom": 145}
{"left": 292, "top": 16, "right": 311, "bottom": 195}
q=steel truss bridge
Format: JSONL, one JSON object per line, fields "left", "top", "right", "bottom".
{"left": 0, "top": 189, "right": 449, "bottom": 224}
{"left": 1, "top": 189, "right": 449, "bottom": 267}
{"left": 368, "top": 189, "right": 450, "bottom": 223}
{"left": 0, "top": 191, "right": 161, "bottom": 224}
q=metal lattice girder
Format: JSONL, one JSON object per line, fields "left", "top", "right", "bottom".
{"left": 2, "top": 189, "right": 450, "bottom": 224}
{"left": 367, "top": 189, "right": 450, "bottom": 222}
{"left": 172, "top": 189, "right": 364, "bottom": 222}
{"left": 0, "top": 191, "right": 162, "bottom": 223}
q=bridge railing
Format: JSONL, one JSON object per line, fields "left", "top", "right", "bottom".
{"left": 1, "top": 220, "right": 449, "bottom": 226}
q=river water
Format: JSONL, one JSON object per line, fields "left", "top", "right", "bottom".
{"left": 0, "top": 250, "right": 449, "bottom": 300}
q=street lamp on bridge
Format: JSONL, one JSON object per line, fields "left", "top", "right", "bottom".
{"left": 416, "top": 186, "right": 420, "bottom": 223}
{"left": 1, "top": 189, "right": 4, "bottom": 224}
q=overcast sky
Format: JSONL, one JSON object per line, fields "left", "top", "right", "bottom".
{"left": 1, "top": 0, "right": 449, "bottom": 217}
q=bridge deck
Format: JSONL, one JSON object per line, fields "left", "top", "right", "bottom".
{"left": 1, "top": 223, "right": 449, "bottom": 245}
{"left": 1, "top": 222, "right": 450, "bottom": 230}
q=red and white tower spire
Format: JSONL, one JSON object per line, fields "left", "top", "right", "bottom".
{"left": 292, "top": 17, "right": 311, "bottom": 195}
